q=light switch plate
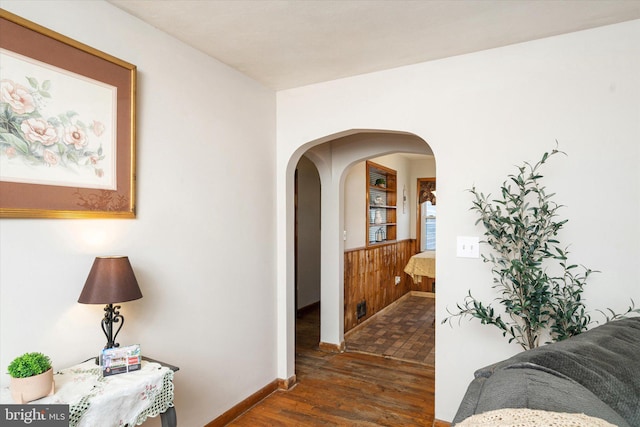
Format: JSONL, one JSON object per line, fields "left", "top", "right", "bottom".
{"left": 457, "top": 236, "right": 480, "bottom": 258}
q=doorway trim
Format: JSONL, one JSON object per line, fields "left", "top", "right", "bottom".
{"left": 416, "top": 177, "right": 436, "bottom": 253}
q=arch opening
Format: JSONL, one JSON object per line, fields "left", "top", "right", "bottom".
{"left": 283, "top": 129, "right": 437, "bottom": 382}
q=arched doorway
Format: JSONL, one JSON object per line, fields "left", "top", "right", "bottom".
{"left": 282, "top": 130, "right": 436, "bottom": 382}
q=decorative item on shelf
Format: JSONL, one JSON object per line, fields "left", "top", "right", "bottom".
{"left": 403, "top": 185, "right": 407, "bottom": 213}
{"left": 374, "top": 211, "right": 383, "bottom": 224}
{"left": 375, "top": 227, "right": 386, "bottom": 242}
{"left": 8, "top": 352, "right": 54, "bottom": 403}
{"left": 366, "top": 160, "right": 396, "bottom": 248}
{"left": 78, "top": 256, "right": 143, "bottom": 363}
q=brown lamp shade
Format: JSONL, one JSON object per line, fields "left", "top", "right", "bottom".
{"left": 78, "top": 256, "right": 142, "bottom": 304}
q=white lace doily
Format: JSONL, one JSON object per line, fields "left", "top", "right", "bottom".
{"left": 456, "top": 408, "right": 617, "bottom": 427}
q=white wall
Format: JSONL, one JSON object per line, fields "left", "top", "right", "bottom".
{"left": 0, "top": 2, "right": 276, "bottom": 425}
{"left": 343, "top": 161, "right": 365, "bottom": 250}
{"left": 295, "top": 156, "right": 321, "bottom": 309}
{"left": 277, "top": 20, "right": 640, "bottom": 421}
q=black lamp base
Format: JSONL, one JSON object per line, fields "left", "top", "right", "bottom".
{"left": 102, "top": 303, "right": 124, "bottom": 349}
{"left": 93, "top": 303, "right": 124, "bottom": 365}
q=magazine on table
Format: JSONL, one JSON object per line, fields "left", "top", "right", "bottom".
{"left": 101, "top": 344, "right": 141, "bottom": 376}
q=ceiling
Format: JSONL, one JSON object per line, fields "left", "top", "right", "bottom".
{"left": 108, "top": 0, "right": 640, "bottom": 91}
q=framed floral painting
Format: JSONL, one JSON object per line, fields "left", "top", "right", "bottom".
{"left": 0, "top": 9, "right": 136, "bottom": 218}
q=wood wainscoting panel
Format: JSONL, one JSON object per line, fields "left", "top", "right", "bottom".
{"left": 345, "top": 239, "right": 423, "bottom": 332}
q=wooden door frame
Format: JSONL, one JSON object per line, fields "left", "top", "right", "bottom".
{"left": 416, "top": 178, "right": 436, "bottom": 252}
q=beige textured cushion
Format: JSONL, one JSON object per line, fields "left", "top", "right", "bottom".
{"left": 456, "top": 408, "right": 616, "bottom": 427}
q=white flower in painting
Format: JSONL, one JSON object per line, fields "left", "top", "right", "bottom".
{"left": 43, "top": 149, "right": 59, "bottom": 166}
{"left": 1, "top": 76, "right": 108, "bottom": 174}
{"left": 63, "top": 125, "right": 88, "bottom": 149}
{"left": 20, "top": 117, "right": 59, "bottom": 146}
{"left": 90, "top": 120, "right": 105, "bottom": 137}
{"left": 0, "top": 79, "right": 36, "bottom": 115}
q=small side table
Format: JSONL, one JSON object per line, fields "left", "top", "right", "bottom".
{"left": 143, "top": 357, "right": 179, "bottom": 427}
{"left": 0, "top": 357, "right": 179, "bottom": 427}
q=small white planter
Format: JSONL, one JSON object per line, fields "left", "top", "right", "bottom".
{"left": 10, "top": 368, "right": 55, "bottom": 403}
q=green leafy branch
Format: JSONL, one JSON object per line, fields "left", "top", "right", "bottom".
{"left": 443, "top": 146, "right": 639, "bottom": 350}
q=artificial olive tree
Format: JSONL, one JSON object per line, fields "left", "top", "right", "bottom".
{"left": 444, "top": 148, "right": 637, "bottom": 350}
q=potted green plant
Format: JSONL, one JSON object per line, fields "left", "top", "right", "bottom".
{"left": 7, "top": 352, "right": 54, "bottom": 403}
{"left": 443, "top": 147, "right": 638, "bottom": 350}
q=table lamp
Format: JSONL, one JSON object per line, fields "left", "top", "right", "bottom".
{"left": 78, "top": 256, "right": 142, "bottom": 351}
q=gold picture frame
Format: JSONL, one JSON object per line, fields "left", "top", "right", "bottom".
{"left": 0, "top": 9, "right": 136, "bottom": 218}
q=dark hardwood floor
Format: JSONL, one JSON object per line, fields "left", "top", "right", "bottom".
{"left": 227, "top": 304, "right": 435, "bottom": 426}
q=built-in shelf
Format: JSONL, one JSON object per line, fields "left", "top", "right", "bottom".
{"left": 366, "top": 161, "right": 397, "bottom": 247}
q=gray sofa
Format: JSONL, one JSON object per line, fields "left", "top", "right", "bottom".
{"left": 452, "top": 317, "right": 640, "bottom": 426}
